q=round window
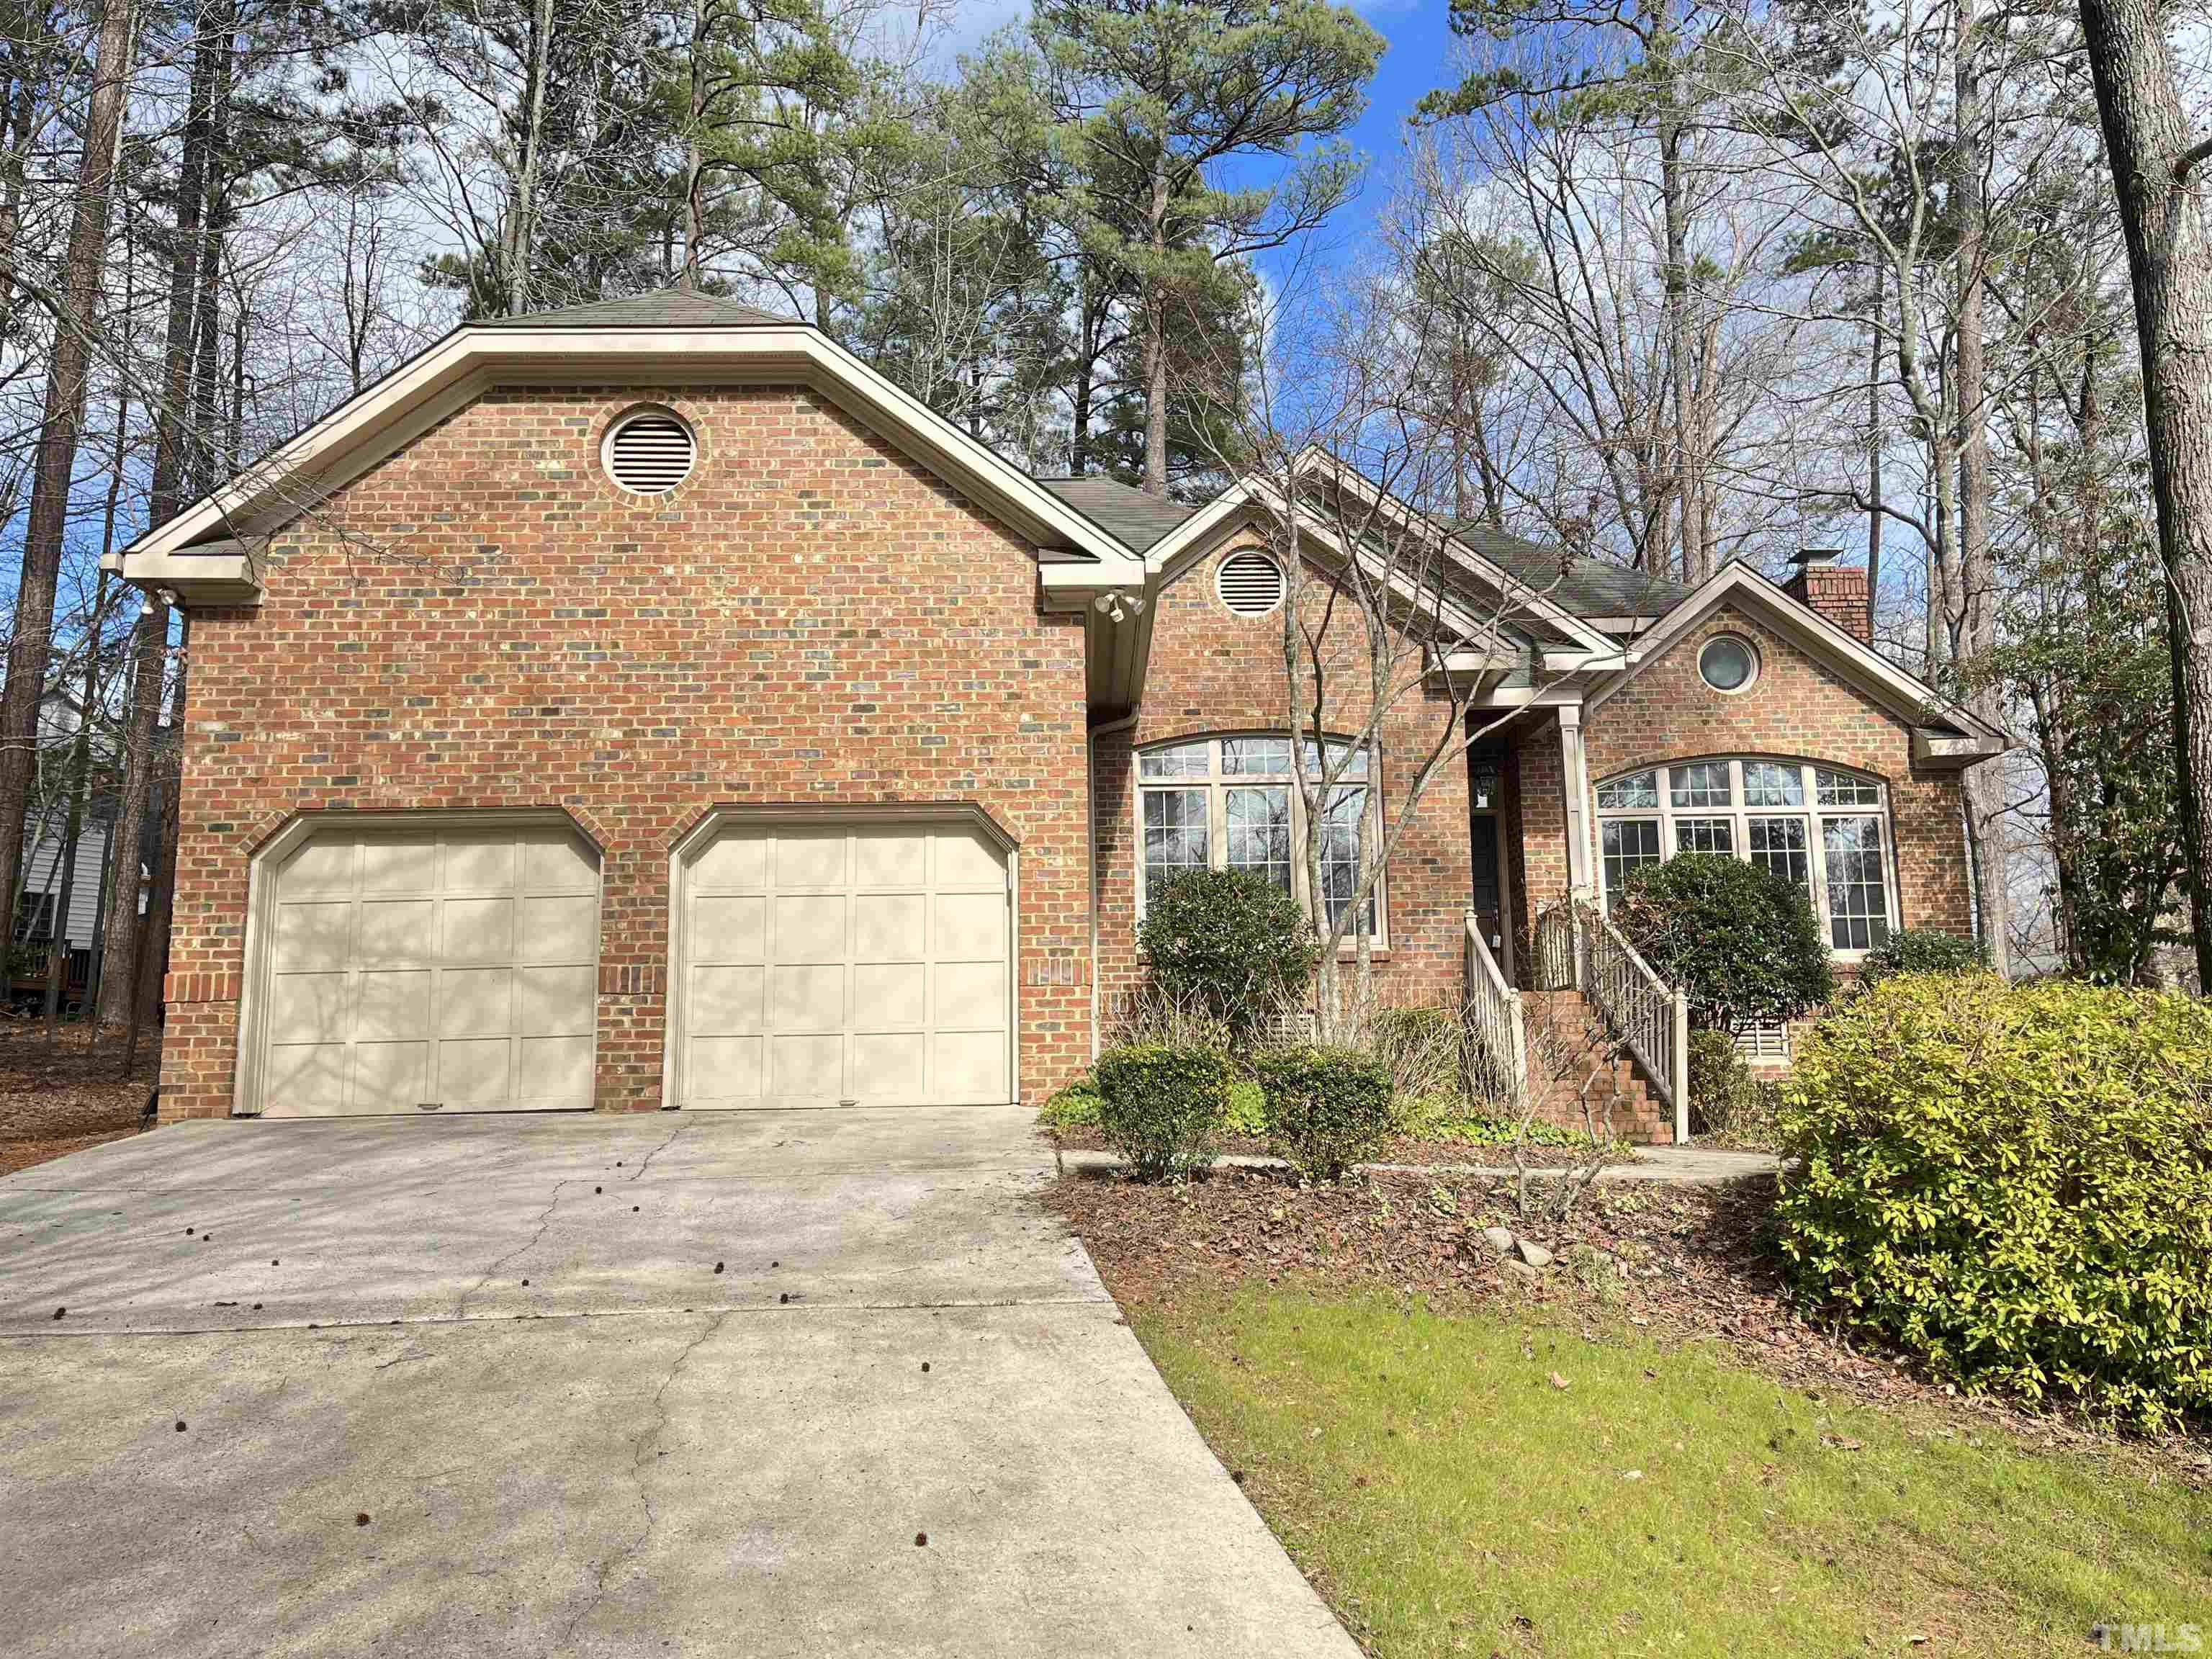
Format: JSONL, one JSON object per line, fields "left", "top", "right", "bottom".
{"left": 1698, "top": 634, "right": 1758, "bottom": 693}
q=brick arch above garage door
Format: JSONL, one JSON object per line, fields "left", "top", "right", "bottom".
{"left": 665, "top": 807, "right": 1016, "bottom": 1110}
{"left": 237, "top": 813, "right": 601, "bottom": 1118}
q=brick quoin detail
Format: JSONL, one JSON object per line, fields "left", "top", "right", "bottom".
{"left": 1093, "top": 536, "right": 1473, "bottom": 1020}
{"left": 160, "top": 385, "right": 1091, "bottom": 1123}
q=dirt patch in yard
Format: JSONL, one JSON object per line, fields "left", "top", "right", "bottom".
{"left": 1046, "top": 1125, "right": 1625, "bottom": 1168}
{"left": 1049, "top": 1164, "right": 2210, "bottom": 1483}
{"left": 0, "top": 1019, "right": 159, "bottom": 1175}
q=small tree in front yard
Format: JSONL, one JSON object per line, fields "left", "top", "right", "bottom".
{"left": 1137, "top": 867, "right": 1320, "bottom": 1043}
{"left": 1613, "top": 853, "right": 1833, "bottom": 1033}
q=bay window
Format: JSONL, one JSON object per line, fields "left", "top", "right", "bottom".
{"left": 1137, "top": 734, "right": 1382, "bottom": 943}
{"left": 1594, "top": 757, "right": 1898, "bottom": 955}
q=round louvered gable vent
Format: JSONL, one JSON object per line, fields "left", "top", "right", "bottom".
{"left": 604, "top": 410, "right": 696, "bottom": 495}
{"left": 1217, "top": 551, "right": 1285, "bottom": 616}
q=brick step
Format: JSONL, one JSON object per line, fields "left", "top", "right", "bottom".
{"left": 1515, "top": 987, "right": 1672, "bottom": 1144}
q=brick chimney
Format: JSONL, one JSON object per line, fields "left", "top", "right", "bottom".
{"left": 1782, "top": 548, "right": 1870, "bottom": 644}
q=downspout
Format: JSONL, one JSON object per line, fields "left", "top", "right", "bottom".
{"left": 1088, "top": 707, "right": 1141, "bottom": 1062}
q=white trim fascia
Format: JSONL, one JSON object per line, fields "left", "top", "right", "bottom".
{"left": 99, "top": 538, "right": 261, "bottom": 606}
{"left": 1586, "top": 562, "right": 2009, "bottom": 749}
{"left": 124, "top": 325, "right": 1143, "bottom": 569}
{"left": 1911, "top": 727, "right": 2007, "bottom": 768}
{"left": 1540, "top": 648, "right": 1625, "bottom": 673}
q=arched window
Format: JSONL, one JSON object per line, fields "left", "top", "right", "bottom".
{"left": 1135, "top": 734, "right": 1382, "bottom": 944}
{"left": 1593, "top": 757, "right": 1897, "bottom": 955}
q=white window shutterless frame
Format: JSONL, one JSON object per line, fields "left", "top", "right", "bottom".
{"left": 1135, "top": 734, "right": 1383, "bottom": 946}
{"left": 1591, "top": 757, "right": 1901, "bottom": 958}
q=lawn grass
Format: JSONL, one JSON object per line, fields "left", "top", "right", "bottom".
{"left": 1132, "top": 1282, "right": 2210, "bottom": 1656}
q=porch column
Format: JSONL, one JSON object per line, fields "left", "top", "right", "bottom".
{"left": 1557, "top": 703, "right": 1593, "bottom": 899}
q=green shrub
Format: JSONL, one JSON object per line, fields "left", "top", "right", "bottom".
{"left": 1616, "top": 853, "right": 1833, "bottom": 1031}
{"left": 1138, "top": 868, "right": 1320, "bottom": 1040}
{"left": 1686, "top": 1028, "right": 1772, "bottom": 1141}
{"left": 1775, "top": 974, "right": 2212, "bottom": 1430}
{"left": 1852, "top": 927, "right": 1987, "bottom": 997}
{"left": 1252, "top": 1045, "right": 1395, "bottom": 1182}
{"left": 1226, "top": 1078, "right": 1267, "bottom": 1137}
{"left": 1095, "top": 1043, "right": 1232, "bottom": 1179}
{"left": 1395, "top": 1092, "right": 1600, "bottom": 1150}
{"left": 1037, "top": 1076, "right": 1101, "bottom": 1130}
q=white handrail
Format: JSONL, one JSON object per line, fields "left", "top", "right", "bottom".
{"left": 1564, "top": 899, "right": 1691, "bottom": 1140}
{"left": 1463, "top": 909, "right": 1527, "bottom": 1109}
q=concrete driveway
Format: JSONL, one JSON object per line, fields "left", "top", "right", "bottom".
{"left": 0, "top": 1110, "right": 1355, "bottom": 1658}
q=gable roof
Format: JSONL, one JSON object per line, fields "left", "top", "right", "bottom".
{"left": 113, "top": 287, "right": 1146, "bottom": 581}
{"left": 475, "top": 289, "right": 791, "bottom": 331}
{"left": 1034, "top": 475, "right": 1201, "bottom": 552}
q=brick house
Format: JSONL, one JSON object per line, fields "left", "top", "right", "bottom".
{"left": 110, "top": 291, "right": 2005, "bottom": 1138}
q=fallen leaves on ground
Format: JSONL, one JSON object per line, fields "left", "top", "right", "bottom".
{"left": 0, "top": 1018, "right": 158, "bottom": 1174}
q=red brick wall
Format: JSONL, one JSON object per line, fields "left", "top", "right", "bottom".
{"left": 1093, "top": 536, "right": 1473, "bottom": 1025}
{"left": 160, "top": 385, "right": 1092, "bottom": 1121}
{"left": 1578, "top": 605, "right": 1972, "bottom": 937}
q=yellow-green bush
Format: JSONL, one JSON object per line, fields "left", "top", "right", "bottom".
{"left": 1776, "top": 973, "right": 2212, "bottom": 1429}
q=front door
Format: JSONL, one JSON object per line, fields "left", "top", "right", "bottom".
{"left": 1468, "top": 752, "right": 1512, "bottom": 979}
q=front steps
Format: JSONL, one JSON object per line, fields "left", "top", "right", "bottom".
{"left": 1518, "top": 989, "right": 1674, "bottom": 1145}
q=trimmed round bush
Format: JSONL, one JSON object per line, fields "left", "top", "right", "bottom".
{"left": 1615, "top": 852, "right": 1833, "bottom": 1031}
{"left": 1852, "top": 927, "right": 1987, "bottom": 997}
{"left": 1095, "top": 1043, "right": 1232, "bottom": 1179}
{"left": 1776, "top": 974, "right": 2212, "bottom": 1429}
{"left": 1252, "top": 1045, "right": 1395, "bottom": 1183}
{"left": 1138, "top": 868, "right": 1320, "bottom": 1040}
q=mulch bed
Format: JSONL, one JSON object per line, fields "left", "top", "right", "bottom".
{"left": 1048, "top": 1164, "right": 2211, "bottom": 1482}
{"left": 1047, "top": 1125, "right": 1622, "bottom": 1168}
{"left": 0, "top": 1018, "right": 159, "bottom": 1175}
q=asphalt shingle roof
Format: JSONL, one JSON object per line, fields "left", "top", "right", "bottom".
{"left": 1447, "top": 518, "right": 1692, "bottom": 621}
{"left": 1034, "top": 475, "right": 1201, "bottom": 554}
{"left": 482, "top": 288, "right": 792, "bottom": 330}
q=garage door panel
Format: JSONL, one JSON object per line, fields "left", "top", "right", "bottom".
{"left": 439, "top": 968, "right": 513, "bottom": 1038}
{"left": 516, "top": 965, "right": 595, "bottom": 1037}
{"left": 689, "top": 964, "right": 764, "bottom": 1035}
{"left": 772, "top": 1033, "right": 844, "bottom": 1098}
{"left": 253, "top": 823, "right": 601, "bottom": 1117}
{"left": 355, "top": 971, "right": 431, "bottom": 1042}
{"left": 935, "top": 831, "right": 1004, "bottom": 889}
{"left": 274, "top": 902, "right": 353, "bottom": 971}
{"left": 692, "top": 835, "right": 767, "bottom": 891}
{"left": 853, "top": 1033, "right": 925, "bottom": 1098}
{"left": 770, "top": 963, "right": 845, "bottom": 1033}
{"left": 442, "top": 897, "right": 514, "bottom": 963}
{"left": 442, "top": 837, "right": 516, "bottom": 892}
{"left": 267, "top": 1042, "right": 349, "bottom": 1110}
{"left": 519, "top": 1035, "right": 594, "bottom": 1102}
{"left": 358, "top": 899, "right": 432, "bottom": 963}
{"left": 281, "top": 840, "right": 358, "bottom": 896}
{"left": 774, "top": 894, "right": 845, "bottom": 962}
{"left": 524, "top": 833, "right": 598, "bottom": 892}
{"left": 935, "top": 961, "right": 1006, "bottom": 1029}
{"left": 853, "top": 963, "right": 925, "bottom": 1028}
{"left": 934, "top": 1031, "right": 1007, "bottom": 1101}
{"left": 267, "top": 972, "right": 349, "bottom": 1045}
{"left": 690, "top": 1035, "right": 763, "bottom": 1100}
{"left": 855, "top": 832, "right": 927, "bottom": 889}
{"left": 775, "top": 834, "right": 847, "bottom": 889}
{"left": 853, "top": 893, "right": 924, "bottom": 963}
{"left": 693, "top": 896, "right": 765, "bottom": 963}
{"left": 351, "top": 1040, "right": 428, "bottom": 1110}
{"left": 934, "top": 892, "right": 1005, "bottom": 962}
{"left": 437, "top": 1038, "right": 511, "bottom": 1105}
{"left": 360, "top": 837, "right": 435, "bottom": 893}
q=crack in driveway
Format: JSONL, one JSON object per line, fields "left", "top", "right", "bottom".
{"left": 451, "top": 1178, "right": 583, "bottom": 1318}
{"left": 561, "top": 1308, "right": 732, "bottom": 1647}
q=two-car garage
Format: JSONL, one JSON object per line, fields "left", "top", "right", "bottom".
{"left": 241, "top": 810, "right": 1016, "bottom": 1118}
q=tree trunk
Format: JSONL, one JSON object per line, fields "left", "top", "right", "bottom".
{"left": 0, "top": 0, "right": 136, "bottom": 944}
{"left": 1141, "top": 150, "right": 1170, "bottom": 497}
{"left": 1952, "top": 0, "right": 2008, "bottom": 976}
{"left": 2077, "top": 0, "right": 2212, "bottom": 988}
{"left": 682, "top": 1, "right": 704, "bottom": 289}
{"left": 1658, "top": 56, "right": 1705, "bottom": 584}
{"left": 507, "top": 0, "right": 557, "bottom": 315}
{"left": 96, "top": 603, "right": 166, "bottom": 1034}
{"left": 1866, "top": 261, "right": 1882, "bottom": 646}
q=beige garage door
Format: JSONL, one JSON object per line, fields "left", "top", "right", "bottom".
{"left": 254, "top": 824, "right": 600, "bottom": 1116}
{"left": 675, "top": 821, "right": 1012, "bottom": 1108}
